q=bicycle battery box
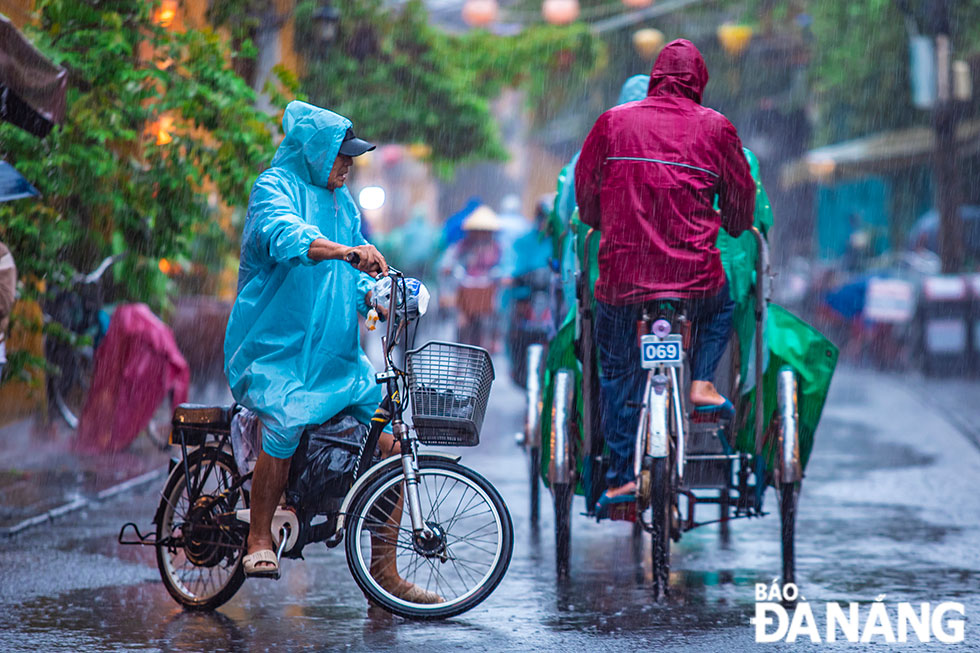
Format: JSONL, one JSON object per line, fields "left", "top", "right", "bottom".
{"left": 170, "top": 404, "right": 233, "bottom": 446}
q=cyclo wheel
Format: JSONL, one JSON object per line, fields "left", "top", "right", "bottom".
{"left": 156, "top": 447, "right": 248, "bottom": 611}
{"left": 779, "top": 481, "right": 800, "bottom": 599}
{"left": 553, "top": 482, "right": 573, "bottom": 578}
{"left": 345, "top": 459, "right": 513, "bottom": 620}
{"left": 649, "top": 455, "right": 672, "bottom": 600}
{"left": 529, "top": 445, "right": 541, "bottom": 524}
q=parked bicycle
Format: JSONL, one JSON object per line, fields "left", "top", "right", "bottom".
{"left": 43, "top": 254, "right": 121, "bottom": 428}
{"left": 120, "top": 263, "right": 513, "bottom": 620}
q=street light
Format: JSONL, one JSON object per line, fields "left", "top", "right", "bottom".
{"left": 312, "top": 2, "right": 340, "bottom": 47}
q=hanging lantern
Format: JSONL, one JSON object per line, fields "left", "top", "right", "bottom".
{"left": 717, "top": 23, "right": 753, "bottom": 57}
{"left": 622, "top": 0, "right": 654, "bottom": 8}
{"left": 632, "top": 28, "right": 665, "bottom": 60}
{"left": 462, "top": 0, "right": 498, "bottom": 27}
{"left": 542, "top": 0, "right": 579, "bottom": 25}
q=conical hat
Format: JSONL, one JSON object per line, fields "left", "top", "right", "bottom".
{"left": 462, "top": 205, "right": 501, "bottom": 232}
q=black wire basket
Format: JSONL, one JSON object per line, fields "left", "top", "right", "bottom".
{"left": 406, "top": 341, "right": 495, "bottom": 446}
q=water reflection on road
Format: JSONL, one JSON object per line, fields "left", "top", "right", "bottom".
{"left": 1, "top": 367, "right": 979, "bottom": 651}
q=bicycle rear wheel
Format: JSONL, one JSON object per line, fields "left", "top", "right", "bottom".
{"left": 345, "top": 459, "right": 513, "bottom": 620}
{"left": 156, "top": 447, "right": 248, "bottom": 611}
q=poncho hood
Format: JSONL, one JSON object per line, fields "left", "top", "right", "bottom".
{"left": 270, "top": 100, "right": 352, "bottom": 188}
{"left": 647, "top": 39, "right": 708, "bottom": 104}
{"left": 617, "top": 74, "right": 650, "bottom": 105}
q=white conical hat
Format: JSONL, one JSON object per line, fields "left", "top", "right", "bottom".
{"left": 462, "top": 205, "right": 502, "bottom": 232}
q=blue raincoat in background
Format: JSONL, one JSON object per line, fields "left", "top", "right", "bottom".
{"left": 553, "top": 74, "right": 650, "bottom": 305}
{"left": 224, "top": 101, "right": 379, "bottom": 459}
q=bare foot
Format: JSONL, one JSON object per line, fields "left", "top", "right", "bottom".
{"left": 604, "top": 481, "right": 636, "bottom": 499}
{"left": 372, "top": 573, "right": 445, "bottom": 604}
{"left": 690, "top": 380, "right": 726, "bottom": 407}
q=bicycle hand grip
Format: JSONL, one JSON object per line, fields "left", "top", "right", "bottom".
{"left": 345, "top": 251, "right": 361, "bottom": 266}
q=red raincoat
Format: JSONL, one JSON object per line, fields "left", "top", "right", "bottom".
{"left": 76, "top": 304, "right": 189, "bottom": 454}
{"left": 575, "top": 39, "right": 755, "bottom": 304}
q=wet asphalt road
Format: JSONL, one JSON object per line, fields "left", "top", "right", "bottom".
{"left": 1, "top": 365, "right": 979, "bottom": 652}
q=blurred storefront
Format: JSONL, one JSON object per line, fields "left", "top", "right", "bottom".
{"left": 781, "top": 119, "right": 980, "bottom": 263}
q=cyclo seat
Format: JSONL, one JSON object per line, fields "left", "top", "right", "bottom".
{"left": 640, "top": 297, "right": 687, "bottom": 323}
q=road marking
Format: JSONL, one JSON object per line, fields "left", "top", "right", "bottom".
{"left": 0, "top": 466, "right": 168, "bottom": 538}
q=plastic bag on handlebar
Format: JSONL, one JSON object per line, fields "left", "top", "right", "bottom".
{"left": 285, "top": 415, "right": 378, "bottom": 514}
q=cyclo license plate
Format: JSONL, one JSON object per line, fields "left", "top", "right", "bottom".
{"left": 640, "top": 334, "right": 683, "bottom": 369}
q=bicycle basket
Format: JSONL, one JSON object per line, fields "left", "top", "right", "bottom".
{"left": 406, "top": 341, "right": 494, "bottom": 446}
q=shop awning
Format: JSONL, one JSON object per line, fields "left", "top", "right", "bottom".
{"left": 0, "top": 13, "right": 67, "bottom": 138}
{"left": 781, "top": 119, "right": 980, "bottom": 188}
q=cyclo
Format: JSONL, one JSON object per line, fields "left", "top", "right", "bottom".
{"left": 120, "top": 264, "right": 513, "bottom": 620}
{"left": 521, "top": 163, "right": 837, "bottom": 597}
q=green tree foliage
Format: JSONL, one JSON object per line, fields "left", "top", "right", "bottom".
{"left": 0, "top": 0, "right": 277, "bottom": 304}
{"left": 0, "top": 0, "right": 279, "bottom": 382}
{"left": 809, "top": 0, "right": 980, "bottom": 145}
{"left": 295, "top": 0, "right": 603, "bottom": 175}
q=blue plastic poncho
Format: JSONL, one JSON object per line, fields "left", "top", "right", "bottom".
{"left": 224, "top": 101, "right": 380, "bottom": 459}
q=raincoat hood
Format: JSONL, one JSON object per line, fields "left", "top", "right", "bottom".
{"left": 617, "top": 74, "right": 650, "bottom": 105}
{"left": 270, "top": 100, "right": 352, "bottom": 189}
{"left": 647, "top": 39, "right": 708, "bottom": 104}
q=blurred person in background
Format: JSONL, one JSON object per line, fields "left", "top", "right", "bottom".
{"left": 496, "top": 193, "right": 531, "bottom": 258}
{"left": 504, "top": 194, "right": 555, "bottom": 386}
{"left": 0, "top": 241, "right": 16, "bottom": 381}
{"left": 439, "top": 206, "right": 503, "bottom": 350}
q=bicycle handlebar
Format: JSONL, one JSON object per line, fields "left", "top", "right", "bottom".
{"left": 345, "top": 251, "right": 401, "bottom": 278}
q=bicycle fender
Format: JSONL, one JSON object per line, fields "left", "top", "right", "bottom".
{"left": 646, "top": 377, "right": 669, "bottom": 458}
{"left": 335, "top": 452, "right": 462, "bottom": 533}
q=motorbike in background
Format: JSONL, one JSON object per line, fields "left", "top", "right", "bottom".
{"left": 506, "top": 267, "right": 553, "bottom": 388}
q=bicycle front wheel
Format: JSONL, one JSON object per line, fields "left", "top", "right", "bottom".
{"left": 345, "top": 459, "right": 513, "bottom": 620}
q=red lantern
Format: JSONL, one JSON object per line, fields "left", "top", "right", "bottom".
{"left": 462, "top": 0, "right": 498, "bottom": 27}
{"left": 542, "top": 0, "right": 579, "bottom": 25}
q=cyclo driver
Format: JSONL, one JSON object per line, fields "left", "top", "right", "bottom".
{"left": 574, "top": 40, "right": 755, "bottom": 516}
{"left": 224, "top": 101, "right": 441, "bottom": 603}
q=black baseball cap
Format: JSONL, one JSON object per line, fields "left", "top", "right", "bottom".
{"left": 338, "top": 127, "right": 376, "bottom": 157}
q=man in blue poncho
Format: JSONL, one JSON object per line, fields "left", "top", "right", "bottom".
{"left": 224, "top": 102, "right": 438, "bottom": 602}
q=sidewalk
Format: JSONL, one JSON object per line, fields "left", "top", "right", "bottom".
{"left": 905, "top": 371, "right": 980, "bottom": 452}
{"left": 0, "top": 418, "right": 172, "bottom": 533}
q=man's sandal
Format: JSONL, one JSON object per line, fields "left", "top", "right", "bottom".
{"left": 243, "top": 549, "right": 280, "bottom": 579}
{"left": 594, "top": 491, "right": 636, "bottom": 521}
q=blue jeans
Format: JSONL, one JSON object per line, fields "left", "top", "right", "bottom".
{"left": 593, "top": 282, "right": 734, "bottom": 488}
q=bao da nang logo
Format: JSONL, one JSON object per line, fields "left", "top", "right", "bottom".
{"left": 751, "top": 581, "right": 966, "bottom": 644}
